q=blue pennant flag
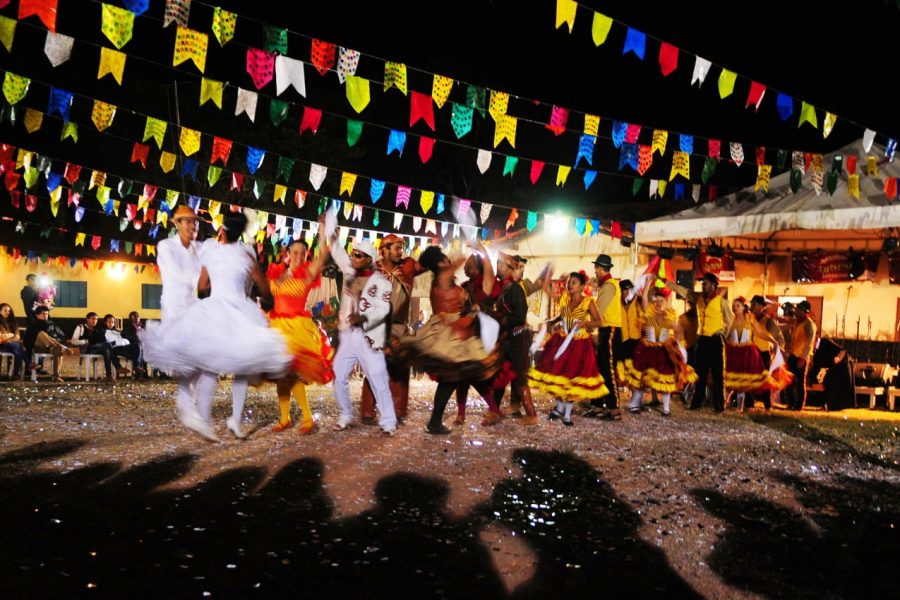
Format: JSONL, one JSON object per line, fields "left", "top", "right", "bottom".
{"left": 674, "top": 183, "right": 685, "bottom": 201}
{"left": 886, "top": 139, "right": 897, "bottom": 162}
{"left": 776, "top": 93, "right": 793, "bottom": 122}
{"left": 246, "top": 147, "right": 265, "bottom": 174}
{"left": 387, "top": 130, "right": 406, "bottom": 156}
{"left": 436, "top": 193, "right": 445, "bottom": 214}
{"left": 622, "top": 28, "right": 646, "bottom": 59}
{"left": 575, "top": 218, "right": 587, "bottom": 235}
{"left": 122, "top": 0, "right": 149, "bottom": 15}
{"left": 110, "top": 239, "right": 120, "bottom": 252}
{"left": 679, "top": 134, "right": 693, "bottom": 154}
{"left": 187, "top": 195, "right": 201, "bottom": 211}
{"left": 575, "top": 134, "right": 596, "bottom": 167}
{"left": 611, "top": 121, "right": 628, "bottom": 148}
{"left": 584, "top": 170, "right": 597, "bottom": 190}
{"left": 182, "top": 158, "right": 198, "bottom": 180}
{"left": 48, "top": 87, "right": 73, "bottom": 121}
{"left": 370, "top": 179, "right": 385, "bottom": 203}
{"left": 618, "top": 143, "right": 639, "bottom": 172}
{"left": 590, "top": 219, "right": 601, "bottom": 236}
{"left": 46, "top": 172, "right": 61, "bottom": 193}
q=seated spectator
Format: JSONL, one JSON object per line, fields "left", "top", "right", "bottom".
{"left": 102, "top": 314, "right": 139, "bottom": 378}
{"left": 0, "top": 302, "right": 26, "bottom": 379}
{"left": 71, "top": 312, "right": 117, "bottom": 381}
{"left": 121, "top": 311, "right": 148, "bottom": 378}
{"left": 23, "top": 305, "right": 73, "bottom": 381}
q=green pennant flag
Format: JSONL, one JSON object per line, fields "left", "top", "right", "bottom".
{"left": 270, "top": 99, "right": 289, "bottom": 127}
{"left": 119, "top": 217, "right": 128, "bottom": 231}
{"left": 373, "top": 209, "right": 379, "bottom": 226}
{"left": 125, "top": 241, "right": 133, "bottom": 254}
{"left": 502, "top": 156, "right": 518, "bottom": 177}
{"left": 826, "top": 171, "right": 838, "bottom": 195}
{"left": 40, "top": 226, "right": 52, "bottom": 238}
{"left": 318, "top": 198, "right": 327, "bottom": 214}
{"left": 24, "top": 166, "right": 39, "bottom": 189}
{"left": 831, "top": 155, "right": 843, "bottom": 173}
{"left": 253, "top": 179, "right": 265, "bottom": 199}
{"left": 262, "top": 27, "right": 288, "bottom": 54}
{"left": 776, "top": 148, "right": 788, "bottom": 169}
{"left": 207, "top": 165, "right": 222, "bottom": 186}
{"left": 790, "top": 168, "right": 802, "bottom": 193}
{"left": 701, "top": 157, "right": 717, "bottom": 184}
{"left": 277, "top": 156, "right": 295, "bottom": 181}
{"left": 632, "top": 178, "right": 646, "bottom": 196}
{"left": 526, "top": 211, "right": 537, "bottom": 231}
{"left": 465, "top": 85, "right": 486, "bottom": 118}
{"left": 118, "top": 178, "right": 132, "bottom": 197}
{"left": 451, "top": 102, "right": 473, "bottom": 138}
{"left": 347, "top": 120, "right": 363, "bottom": 146}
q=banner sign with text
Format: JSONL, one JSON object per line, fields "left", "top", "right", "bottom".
{"left": 792, "top": 251, "right": 879, "bottom": 283}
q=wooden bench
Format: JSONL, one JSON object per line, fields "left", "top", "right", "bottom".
{"left": 886, "top": 388, "right": 900, "bottom": 411}
{"left": 858, "top": 386, "right": 885, "bottom": 410}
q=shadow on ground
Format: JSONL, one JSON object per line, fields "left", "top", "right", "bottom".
{"left": 0, "top": 441, "right": 702, "bottom": 598}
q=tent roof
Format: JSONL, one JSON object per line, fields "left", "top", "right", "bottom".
{"left": 634, "top": 139, "right": 900, "bottom": 250}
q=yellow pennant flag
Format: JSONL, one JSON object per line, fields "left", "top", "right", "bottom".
{"left": 136, "top": 195, "right": 149, "bottom": 212}
{"left": 96, "top": 186, "right": 111, "bottom": 205}
{"left": 493, "top": 114, "right": 517, "bottom": 148}
{"left": 342, "top": 201, "right": 353, "bottom": 220}
{"left": 584, "top": 219, "right": 594, "bottom": 236}
{"left": 212, "top": 7, "right": 237, "bottom": 46}
{"left": 584, "top": 114, "right": 600, "bottom": 136}
{"left": 273, "top": 183, "right": 287, "bottom": 203}
{"left": 199, "top": 78, "right": 223, "bottom": 108}
{"left": 24, "top": 166, "right": 39, "bottom": 189}
{"left": 75, "top": 232, "right": 86, "bottom": 246}
{"left": 179, "top": 126, "right": 201, "bottom": 156}
{"left": 669, "top": 151, "right": 690, "bottom": 181}
{"left": 798, "top": 101, "right": 818, "bottom": 128}
{"left": 340, "top": 171, "right": 357, "bottom": 197}
{"left": 159, "top": 151, "right": 176, "bottom": 173}
{"left": 101, "top": 4, "right": 134, "bottom": 49}
{"left": 208, "top": 200, "right": 221, "bottom": 218}
{"left": 0, "top": 15, "right": 16, "bottom": 52}
{"left": 556, "top": 165, "right": 571, "bottom": 186}
{"left": 16, "top": 149, "right": 32, "bottom": 170}
{"left": 207, "top": 165, "right": 222, "bottom": 186}
{"left": 718, "top": 69, "right": 736, "bottom": 99}
{"left": 147, "top": 246, "right": 156, "bottom": 258}
{"left": 90, "top": 170, "right": 107, "bottom": 190}
{"left": 591, "top": 12, "right": 612, "bottom": 46}
{"left": 157, "top": 211, "right": 168, "bottom": 227}
{"left": 24, "top": 108, "right": 43, "bottom": 132}
{"left": 60, "top": 121, "right": 78, "bottom": 142}
{"left": 143, "top": 116, "right": 167, "bottom": 148}
{"left": 556, "top": 0, "right": 577, "bottom": 32}
{"left": 867, "top": 156, "right": 878, "bottom": 176}
{"left": 755, "top": 164, "right": 772, "bottom": 192}
{"left": 255, "top": 229, "right": 266, "bottom": 244}
{"left": 488, "top": 90, "right": 509, "bottom": 121}
{"left": 165, "top": 190, "right": 179, "bottom": 207}
{"left": 91, "top": 100, "right": 116, "bottom": 131}
{"left": 432, "top": 75, "right": 453, "bottom": 109}
{"left": 98, "top": 47, "right": 126, "bottom": 84}
{"left": 3, "top": 72, "right": 30, "bottom": 104}
{"left": 848, "top": 174, "right": 860, "bottom": 200}
{"left": 173, "top": 26, "right": 208, "bottom": 73}
{"left": 657, "top": 180, "right": 668, "bottom": 198}
{"left": 652, "top": 129, "right": 668, "bottom": 156}
{"left": 420, "top": 190, "right": 434, "bottom": 214}
{"left": 345, "top": 75, "right": 370, "bottom": 113}
{"left": 823, "top": 112, "right": 837, "bottom": 138}
{"left": 384, "top": 62, "right": 408, "bottom": 95}
{"left": 49, "top": 187, "right": 61, "bottom": 217}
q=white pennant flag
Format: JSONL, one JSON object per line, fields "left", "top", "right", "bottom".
{"left": 476, "top": 149, "right": 492, "bottom": 174}
{"left": 730, "top": 142, "right": 745, "bottom": 167}
{"left": 480, "top": 202, "right": 493, "bottom": 223}
{"left": 425, "top": 219, "right": 437, "bottom": 235}
{"left": 353, "top": 204, "right": 363, "bottom": 221}
{"left": 441, "top": 221, "right": 449, "bottom": 237}
{"left": 309, "top": 163, "right": 327, "bottom": 190}
{"left": 862, "top": 129, "right": 876, "bottom": 153}
{"left": 235, "top": 88, "right": 258, "bottom": 122}
{"left": 275, "top": 55, "right": 306, "bottom": 97}
{"left": 691, "top": 56, "right": 711, "bottom": 86}
{"left": 44, "top": 32, "right": 74, "bottom": 67}
{"left": 394, "top": 213, "right": 404, "bottom": 229}
{"left": 452, "top": 224, "right": 460, "bottom": 238}
{"left": 649, "top": 179, "right": 659, "bottom": 198}
{"left": 274, "top": 214, "right": 286, "bottom": 230}
{"left": 337, "top": 47, "right": 360, "bottom": 83}
{"left": 692, "top": 183, "right": 700, "bottom": 202}
{"left": 412, "top": 216, "right": 422, "bottom": 232}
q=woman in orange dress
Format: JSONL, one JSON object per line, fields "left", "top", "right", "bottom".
{"left": 268, "top": 235, "right": 335, "bottom": 434}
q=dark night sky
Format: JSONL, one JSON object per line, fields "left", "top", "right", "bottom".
{"left": 1, "top": 0, "right": 898, "bottom": 259}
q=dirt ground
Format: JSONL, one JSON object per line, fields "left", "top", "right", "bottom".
{"left": 1, "top": 376, "right": 898, "bottom": 599}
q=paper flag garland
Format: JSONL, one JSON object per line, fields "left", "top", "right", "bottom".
{"left": 211, "top": 7, "right": 236, "bottom": 46}
{"left": 410, "top": 91, "right": 435, "bottom": 130}
{"left": 163, "top": 0, "right": 190, "bottom": 28}
{"left": 503, "top": 156, "right": 518, "bottom": 177}
{"left": 432, "top": 74, "right": 453, "bottom": 108}
{"left": 275, "top": 55, "right": 306, "bottom": 96}
{"left": 729, "top": 142, "right": 744, "bottom": 167}
{"left": 556, "top": 0, "right": 576, "bottom": 31}
{"left": 547, "top": 106, "right": 568, "bottom": 135}
{"left": 584, "top": 113, "right": 600, "bottom": 136}
{"left": 418, "top": 136, "right": 435, "bottom": 163}
{"left": 755, "top": 165, "right": 772, "bottom": 192}
{"left": 235, "top": 88, "right": 257, "bottom": 121}
{"left": 309, "top": 163, "right": 327, "bottom": 190}
{"left": 384, "top": 62, "right": 408, "bottom": 95}
{"left": 691, "top": 56, "right": 711, "bottom": 86}
{"left": 370, "top": 179, "right": 384, "bottom": 203}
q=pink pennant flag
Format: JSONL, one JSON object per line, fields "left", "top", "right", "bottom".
{"left": 456, "top": 198, "right": 471, "bottom": 222}
{"left": 395, "top": 185, "right": 411, "bottom": 209}
{"left": 625, "top": 124, "right": 641, "bottom": 144}
{"left": 546, "top": 106, "right": 568, "bottom": 136}
{"left": 246, "top": 48, "right": 275, "bottom": 89}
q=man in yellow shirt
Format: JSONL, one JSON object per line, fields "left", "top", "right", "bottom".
{"left": 787, "top": 300, "right": 817, "bottom": 411}
{"left": 585, "top": 254, "right": 621, "bottom": 420}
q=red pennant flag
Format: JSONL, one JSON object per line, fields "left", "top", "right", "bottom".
{"left": 25, "top": 194, "right": 38, "bottom": 212}
{"left": 126, "top": 204, "right": 137, "bottom": 220}
{"left": 610, "top": 221, "right": 622, "bottom": 239}
{"left": 0, "top": 143, "right": 14, "bottom": 163}
{"left": 530, "top": 160, "right": 544, "bottom": 184}
{"left": 803, "top": 153, "right": 813, "bottom": 172}
{"left": 310, "top": 39, "right": 336, "bottom": 76}
{"left": 82, "top": 259, "right": 89, "bottom": 269}
{"left": 92, "top": 236, "right": 102, "bottom": 251}
{"left": 409, "top": 91, "right": 435, "bottom": 130}
{"left": 211, "top": 137, "right": 232, "bottom": 165}
{"left": 658, "top": 42, "right": 679, "bottom": 76}
{"left": 5, "top": 170, "right": 20, "bottom": 191}
{"left": 19, "top": 0, "right": 58, "bottom": 32}
{"left": 131, "top": 143, "right": 150, "bottom": 168}
{"left": 506, "top": 208, "right": 519, "bottom": 230}
{"left": 294, "top": 189, "right": 306, "bottom": 208}
{"left": 143, "top": 184, "right": 157, "bottom": 202}
{"left": 145, "top": 208, "right": 155, "bottom": 224}
{"left": 746, "top": 81, "right": 766, "bottom": 111}
{"left": 231, "top": 172, "right": 244, "bottom": 191}
{"left": 9, "top": 190, "right": 21, "bottom": 208}
{"left": 708, "top": 139, "right": 721, "bottom": 159}
{"left": 846, "top": 155, "right": 858, "bottom": 174}
{"left": 64, "top": 162, "right": 81, "bottom": 184}
{"left": 135, "top": 243, "right": 143, "bottom": 256}
{"left": 756, "top": 147, "right": 766, "bottom": 166}
{"left": 625, "top": 124, "right": 641, "bottom": 144}
{"left": 418, "top": 136, "right": 435, "bottom": 163}
{"left": 299, "top": 107, "right": 322, "bottom": 135}
{"left": 708, "top": 185, "right": 718, "bottom": 201}
{"left": 885, "top": 177, "right": 897, "bottom": 201}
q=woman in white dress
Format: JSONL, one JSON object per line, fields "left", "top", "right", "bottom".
{"left": 144, "top": 211, "right": 291, "bottom": 440}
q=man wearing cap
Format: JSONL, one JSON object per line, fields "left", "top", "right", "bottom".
{"left": 662, "top": 271, "right": 733, "bottom": 412}
{"left": 614, "top": 279, "right": 641, "bottom": 391}
{"left": 787, "top": 300, "right": 817, "bottom": 411}
{"left": 155, "top": 205, "right": 204, "bottom": 423}
{"left": 329, "top": 237, "right": 398, "bottom": 435}
{"left": 585, "top": 254, "right": 621, "bottom": 419}
{"left": 359, "top": 234, "right": 425, "bottom": 424}
{"left": 749, "top": 295, "right": 785, "bottom": 410}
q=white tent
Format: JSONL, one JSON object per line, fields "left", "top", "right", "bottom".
{"left": 634, "top": 139, "right": 900, "bottom": 251}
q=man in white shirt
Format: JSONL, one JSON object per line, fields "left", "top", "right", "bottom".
{"left": 154, "top": 205, "right": 203, "bottom": 426}
{"left": 329, "top": 237, "right": 397, "bottom": 436}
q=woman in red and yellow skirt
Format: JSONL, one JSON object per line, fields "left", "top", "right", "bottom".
{"left": 529, "top": 272, "right": 608, "bottom": 426}
{"left": 724, "top": 297, "right": 792, "bottom": 411}
{"left": 622, "top": 282, "right": 697, "bottom": 416}
{"left": 267, "top": 237, "right": 335, "bottom": 434}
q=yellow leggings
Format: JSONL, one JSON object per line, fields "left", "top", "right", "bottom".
{"left": 275, "top": 379, "right": 312, "bottom": 425}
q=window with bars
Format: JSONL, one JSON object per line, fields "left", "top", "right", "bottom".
{"left": 55, "top": 280, "right": 87, "bottom": 308}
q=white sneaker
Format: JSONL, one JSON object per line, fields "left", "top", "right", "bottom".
{"left": 226, "top": 416, "right": 248, "bottom": 439}
{"left": 181, "top": 414, "right": 219, "bottom": 442}
{"left": 332, "top": 417, "right": 352, "bottom": 431}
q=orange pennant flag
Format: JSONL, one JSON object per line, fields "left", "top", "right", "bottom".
{"left": 19, "top": 0, "right": 57, "bottom": 32}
